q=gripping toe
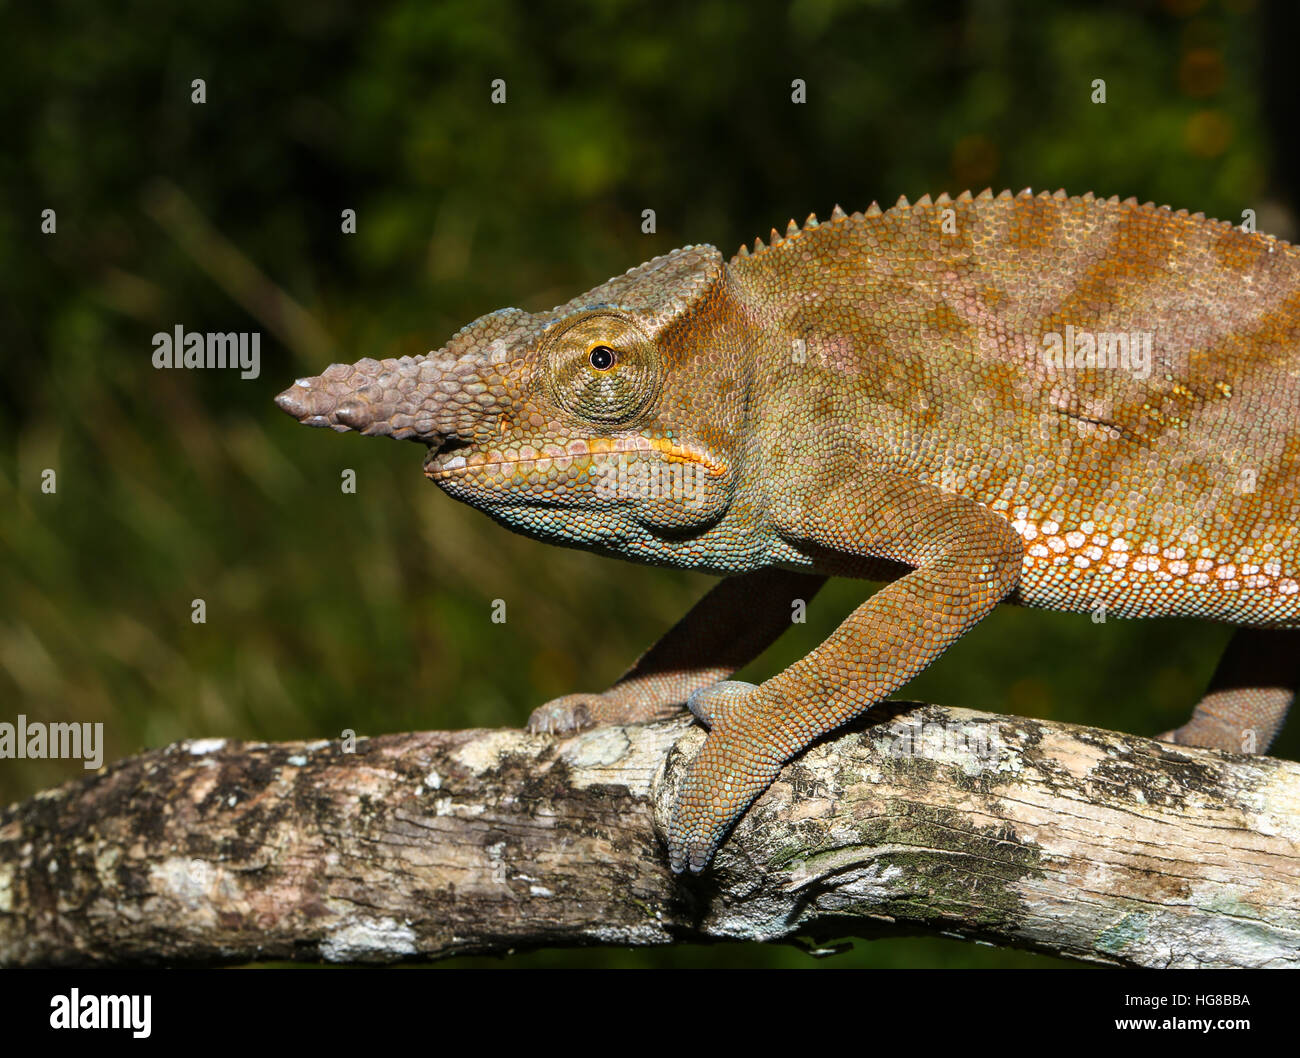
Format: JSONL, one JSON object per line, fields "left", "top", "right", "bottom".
{"left": 527, "top": 695, "right": 599, "bottom": 735}
{"left": 686, "top": 680, "right": 758, "bottom": 728}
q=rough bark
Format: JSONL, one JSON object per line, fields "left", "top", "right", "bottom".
{"left": 2, "top": 702, "right": 1298, "bottom": 967}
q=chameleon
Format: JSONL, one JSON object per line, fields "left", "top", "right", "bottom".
{"left": 275, "top": 188, "right": 1300, "bottom": 874}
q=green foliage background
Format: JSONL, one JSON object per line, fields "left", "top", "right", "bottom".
{"left": 3, "top": 0, "right": 1296, "bottom": 967}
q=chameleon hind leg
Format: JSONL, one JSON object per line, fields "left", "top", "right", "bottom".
{"left": 1158, "top": 627, "right": 1297, "bottom": 754}
{"left": 527, "top": 568, "right": 827, "bottom": 734}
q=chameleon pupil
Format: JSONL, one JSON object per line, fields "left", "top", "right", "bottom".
{"left": 589, "top": 345, "right": 616, "bottom": 370}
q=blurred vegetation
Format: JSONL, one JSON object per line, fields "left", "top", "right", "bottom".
{"left": 2, "top": 0, "right": 1296, "bottom": 968}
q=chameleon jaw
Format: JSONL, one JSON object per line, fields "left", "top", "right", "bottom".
{"left": 422, "top": 435, "right": 729, "bottom": 482}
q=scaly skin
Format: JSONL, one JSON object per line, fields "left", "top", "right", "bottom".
{"left": 276, "top": 189, "right": 1300, "bottom": 873}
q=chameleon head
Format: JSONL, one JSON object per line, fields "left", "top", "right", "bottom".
{"left": 275, "top": 245, "right": 755, "bottom": 560}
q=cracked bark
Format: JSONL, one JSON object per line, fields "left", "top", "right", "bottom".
{"left": 2, "top": 701, "right": 1298, "bottom": 968}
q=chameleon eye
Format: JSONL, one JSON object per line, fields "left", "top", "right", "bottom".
{"left": 545, "top": 312, "right": 661, "bottom": 425}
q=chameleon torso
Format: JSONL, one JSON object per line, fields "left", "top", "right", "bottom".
{"left": 734, "top": 192, "right": 1300, "bottom": 626}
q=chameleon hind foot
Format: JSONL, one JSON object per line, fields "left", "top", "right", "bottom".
{"left": 1158, "top": 627, "right": 1296, "bottom": 754}
{"left": 1158, "top": 686, "right": 1292, "bottom": 754}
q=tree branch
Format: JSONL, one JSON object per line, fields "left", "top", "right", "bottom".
{"left": 2, "top": 703, "right": 1298, "bottom": 967}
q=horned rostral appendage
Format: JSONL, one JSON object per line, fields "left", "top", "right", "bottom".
{"left": 274, "top": 353, "right": 500, "bottom": 445}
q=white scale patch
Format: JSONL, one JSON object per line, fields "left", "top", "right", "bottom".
{"left": 1008, "top": 508, "right": 1299, "bottom": 601}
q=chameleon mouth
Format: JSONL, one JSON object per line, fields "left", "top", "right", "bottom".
{"left": 422, "top": 437, "right": 728, "bottom": 480}
{"left": 422, "top": 444, "right": 585, "bottom": 480}
{"left": 423, "top": 439, "right": 475, "bottom": 476}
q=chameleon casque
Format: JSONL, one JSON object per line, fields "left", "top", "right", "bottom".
{"left": 276, "top": 188, "right": 1300, "bottom": 874}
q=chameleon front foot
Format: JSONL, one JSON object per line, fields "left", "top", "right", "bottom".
{"left": 669, "top": 681, "right": 786, "bottom": 873}
{"left": 527, "top": 694, "right": 605, "bottom": 735}
{"left": 528, "top": 685, "right": 695, "bottom": 735}
{"left": 685, "top": 679, "right": 757, "bottom": 727}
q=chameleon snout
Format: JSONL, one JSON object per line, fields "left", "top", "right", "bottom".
{"left": 275, "top": 355, "right": 476, "bottom": 443}
{"left": 274, "top": 379, "right": 348, "bottom": 432}
{"left": 274, "top": 380, "right": 398, "bottom": 437}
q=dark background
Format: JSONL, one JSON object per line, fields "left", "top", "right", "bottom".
{"left": 4, "top": 0, "right": 1297, "bottom": 967}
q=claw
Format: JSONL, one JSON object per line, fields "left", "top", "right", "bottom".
{"left": 526, "top": 695, "right": 598, "bottom": 735}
